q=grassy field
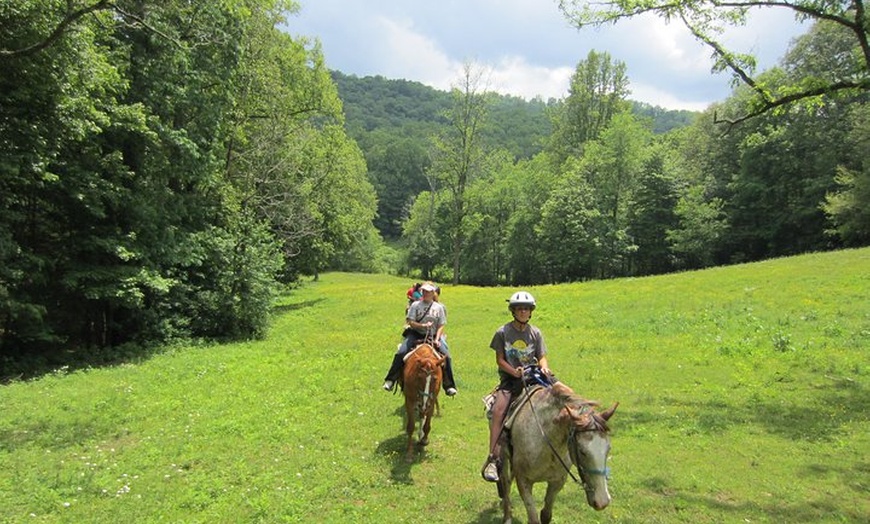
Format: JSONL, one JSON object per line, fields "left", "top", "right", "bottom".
{"left": 1, "top": 248, "right": 868, "bottom": 523}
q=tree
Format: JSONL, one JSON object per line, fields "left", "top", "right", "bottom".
{"left": 365, "top": 135, "right": 430, "bottom": 239}
{"left": 459, "top": 150, "right": 517, "bottom": 285}
{"left": 537, "top": 159, "right": 603, "bottom": 282}
{"left": 558, "top": 0, "right": 870, "bottom": 126}
{"left": 429, "top": 62, "right": 489, "bottom": 285}
{"left": 823, "top": 103, "right": 870, "bottom": 245}
{"left": 668, "top": 185, "right": 729, "bottom": 269}
{"left": 501, "top": 154, "right": 559, "bottom": 285}
{"left": 402, "top": 191, "right": 448, "bottom": 280}
{"left": 628, "top": 141, "right": 681, "bottom": 275}
{"left": 0, "top": 0, "right": 373, "bottom": 363}
{"left": 581, "top": 111, "right": 652, "bottom": 277}
{"left": 547, "top": 50, "right": 630, "bottom": 166}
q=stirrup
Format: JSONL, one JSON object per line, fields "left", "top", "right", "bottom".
{"left": 482, "top": 457, "right": 499, "bottom": 482}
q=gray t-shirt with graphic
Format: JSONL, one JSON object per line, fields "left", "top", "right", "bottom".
{"left": 489, "top": 322, "right": 547, "bottom": 380}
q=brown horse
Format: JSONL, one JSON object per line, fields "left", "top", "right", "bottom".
{"left": 497, "top": 382, "right": 617, "bottom": 524}
{"left": 400, "top": 342, "right": 445, "bottom": 462}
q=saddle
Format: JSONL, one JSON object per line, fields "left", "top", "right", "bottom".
{"left": 481, "top": 384, "right": 546, "bottom": 427}
{"left": 402, "top": 339, "right": 443, "bottom": 363}
{"left": 482, "top": 366, "right": 555, "bottom": 422}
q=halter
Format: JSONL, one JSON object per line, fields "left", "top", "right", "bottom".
{"left": 522, "top": 377, "right": 610, "bottom": 492}
{"left": 567, "top": 425, "right": 611, "bottom": 489}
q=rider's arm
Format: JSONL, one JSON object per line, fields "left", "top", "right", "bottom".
{"left": 538, "top": 355, "right": 551, "bottom": 376}
{"left": 496, "top": 347, "right": 522, "bottom": 378}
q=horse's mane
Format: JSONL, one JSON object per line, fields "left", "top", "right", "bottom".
{"left": 549, "top": 382, "right": 610, "bottom": 432}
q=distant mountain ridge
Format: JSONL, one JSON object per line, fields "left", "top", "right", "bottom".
{"left": 331, "top": 71, "right": 698, "bottom": 159}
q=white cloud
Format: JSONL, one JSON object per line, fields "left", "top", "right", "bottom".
{"left": 375, "top": 16, "right": 458, "bottom": 85}
{"left": 283, "top": 0, "right": 808, "bottom": 110}
{"left": 487, "top": 56, "right": 574, "bottom": 100}
{"left": 629, "top": 82, "right": 712, "bottom": 112}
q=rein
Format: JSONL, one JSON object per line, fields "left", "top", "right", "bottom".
{"left": 522, "top": 380, "right": 609, "bottom": 491}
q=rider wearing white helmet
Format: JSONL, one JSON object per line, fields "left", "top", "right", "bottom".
{"left": 482, "top": 290, "right": 555, "bottom": 482}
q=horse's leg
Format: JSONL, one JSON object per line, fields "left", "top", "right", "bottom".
{"left": 419, "top": 409, "right": 432, "bottom": 446}
{"left": 499, "top": 464, "right": 513, "bottom": 524}
{"left": 540, "top": 478, "right": 565, "bottom": 524}
{"left": 404, "top": 398, "right": 416, "bottom": 462}
{"left": 515, "top": 476, "right": 542, "bottom": 524}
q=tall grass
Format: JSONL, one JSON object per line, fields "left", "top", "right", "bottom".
{"left": 1, "top": 248, "right": 868, "bottom": 523}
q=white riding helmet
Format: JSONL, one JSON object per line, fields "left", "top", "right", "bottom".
{"left": 507, "top": 291, "right": 536, "bottom": 311}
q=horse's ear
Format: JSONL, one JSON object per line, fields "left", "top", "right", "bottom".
{"left": 600, "top": 402, "right": 619, "bottom": 421}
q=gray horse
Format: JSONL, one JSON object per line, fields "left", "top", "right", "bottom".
{"left": 497, "top": 382, "right": 617, "bottom": 524}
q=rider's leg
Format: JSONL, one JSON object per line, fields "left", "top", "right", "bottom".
{"left": 384, "top": 335, "right": 414, "bottom": 382}
{"left": 483, "top": 389, "right": 511, "bottom": 481}
{"left": 488, "top": 390, "right": 511, "bottom": 456}
{"left": 437, "top": 337, "right": 457, "bottom": 391}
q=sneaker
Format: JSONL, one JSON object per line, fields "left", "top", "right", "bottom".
{"left": 445, "top": 387, "right": 457, "bottom": 397}
{"left": 482, "top": 458, "right": 499, "bottom": 482}
{"left": 382, "top": 380, "right": 394, "bottom": 391}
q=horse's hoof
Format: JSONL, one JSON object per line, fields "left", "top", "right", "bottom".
{"left": 419, "top": 437, "right": 429, "bottom": 446}
{"left": 541, "top": 508, "right": 552, "bottom": 524}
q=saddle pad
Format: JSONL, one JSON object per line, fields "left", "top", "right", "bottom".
{"left": 504, "top": 385, "right": 545, "bottom": 429}
{"left": 403, "top": 343, "right": 431, "bottom": 362}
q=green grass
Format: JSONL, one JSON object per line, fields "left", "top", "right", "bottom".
{"left": 1, "top": 248, "right": 868, "bottom": 523}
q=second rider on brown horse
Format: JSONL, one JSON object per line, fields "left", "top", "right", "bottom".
{"left": 382, "top": 281, "right": 458, "bottom": 396}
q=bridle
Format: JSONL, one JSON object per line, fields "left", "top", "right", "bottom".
{"left": 404, "top": 343, "right": 443, "bottom": 442}
{"left": 567, "top": 425, "right": 611, "bottom": 492}
{"left": 522, "top": 379, "right": 610, "bottom": 492}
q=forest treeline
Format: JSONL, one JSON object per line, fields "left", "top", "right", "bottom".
{"left": 343, "top": 32, "right": 869, "bottom": 285}
{"left": 1, "top": 0, "right": 385, "bottom": 370}
{"left": 1, "top": 1, "right": 868, "bottom": 371}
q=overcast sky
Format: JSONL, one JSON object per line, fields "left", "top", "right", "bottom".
{"left": 282, "top": 1, "right": 808, "bottom": 111}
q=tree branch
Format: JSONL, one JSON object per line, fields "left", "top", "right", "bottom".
{"left": 0, "top": 0, "right": 186, "bottom": 59}
{"left": 0, "top": 0, "right": 113, "bottom": 59}
{"left": 560, "top": 0, "right": 870, "bottom": 128}
{"left": 714, "top": 78, "right": 870, "bottom": 130}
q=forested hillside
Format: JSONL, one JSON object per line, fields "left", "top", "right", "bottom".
{"left": 332, "top": 71, "right": 696, "bottom": 158}
{"left": 331, "top": 71, "right": 698, "bottom": 239}
{"left": 340, "top": 39, "right": 868, "bottom": 287}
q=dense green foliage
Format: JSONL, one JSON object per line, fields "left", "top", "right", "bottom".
{"left": 0, "top": 1, "right": 381, "bottom": 364}
{"left": 333, "top": 70, "right": 694, "bottom": 244}
{"left": 1, "top": 249, "right": 868, "bottom": 522}
{"left": 352, "top": 26, "right": 869, "bottom": 285}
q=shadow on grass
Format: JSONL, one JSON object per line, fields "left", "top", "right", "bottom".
{"left": 467, "top": 502, "right": 504, "bottom": 524}
{"left": 1, "top": 343, "right": 169, "bottom": 384}
{"left": 640, "top": 476, "right": 867, "bottom": 522}
{"left": 1, "top": 298, "right": 328, "bottom": 384}
{"left": 625, "top": 375, "right": 870, "bottom": 442}
{"left": 374, "top": 433, "right": 442, "bottom": 486}
{"left": 271, "top": 298, "right": 326, "bottom": 315}
{"left": 623, "top": 377, "right": 870, "bottom": 522}
{"left": 0, "top": 417, "right": 116, "bottom": 453}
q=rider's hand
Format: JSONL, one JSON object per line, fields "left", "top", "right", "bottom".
{"left": 541, "top": 367, "right": 552, "bottom": 376}
{"left": 514, "top": 367, "right": 523, "bottom": 378}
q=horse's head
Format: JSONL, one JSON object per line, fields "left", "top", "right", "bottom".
{"left": 558, "top": 401, "right": 618, "bottom": 511}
